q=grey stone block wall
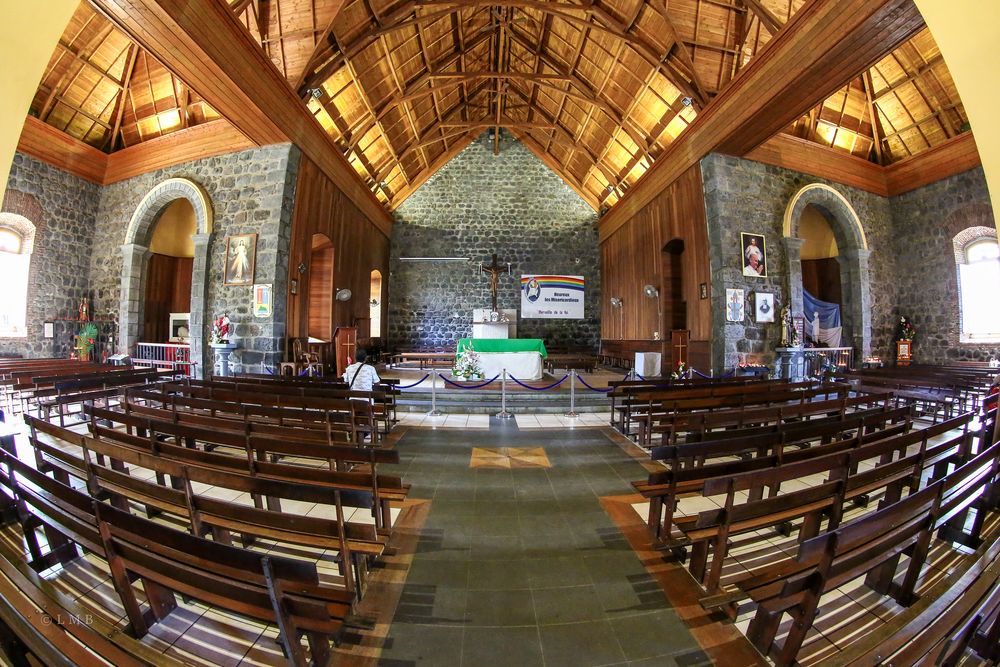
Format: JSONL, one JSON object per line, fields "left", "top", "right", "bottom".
{"left": 700, "top": 154, "right": 897, "bottom": 371}
{"left": 389, "top": 131, "right": 600, "bottom": 350}
{"left": 890, "top": 167, "right": 999, "bottom": 363}
{"left": 89, "top": 144, "right": 300, "bottom": 372}
{"left": 0, "top": 153, "right": 100, "bottom": 358}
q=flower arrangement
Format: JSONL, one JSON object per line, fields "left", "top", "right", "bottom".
{"left": 899, "top": 316, "right": 916, "bottom": 341}
{"left": 453, "top": 350, "right": 484, "bottom": 380}
{"left": 210, "top": 314, "right": 233, "bottom": 344}
{"left": 670, "top": 361, "right": 687, "bottom": 380}
{"left": 75, "top": 322, "right": 99, "bottom": 360}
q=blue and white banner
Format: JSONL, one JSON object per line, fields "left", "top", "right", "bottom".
{"left": 520, "top": 275, "right": 585, "bottom": 319}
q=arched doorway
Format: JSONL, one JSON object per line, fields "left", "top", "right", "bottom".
{"left": 307, "top": 234, "right": 334, "bottom": 341}
{"left": 119, "top": 178, "right": 213, "bottom": 375}
{"left": 369, "top": 269, "right": 383, "bottom": 339}
{"left": 143, "top": 199, "right": 195, "bottom": 344}
{"left": 783, "top": 183, "right": 871, "bottom": 356}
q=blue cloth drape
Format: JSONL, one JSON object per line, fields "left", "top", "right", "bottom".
{"left": 803, "top": 290, "right": 842, "bottom": 346}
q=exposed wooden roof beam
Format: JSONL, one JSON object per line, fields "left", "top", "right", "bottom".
{"left": 104, "top": 43, "right": 140, "bottom": 151}
{"left": 600, "top": 0, "right": 925, "bottom": 240}
{"left": 91, "top": 0, "right": 393, "bottom": 233}
{"left": 742, "top": 0, "right": 783, "bottom": 35}
{"left": 861, "top": 71, "right": 885, "bottom": 164}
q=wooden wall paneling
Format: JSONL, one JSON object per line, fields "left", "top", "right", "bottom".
{"left": 741, "top": 134, "right": 889, "bottom": 196}
{"left": 143, "top": 253, "right": 192, "bottom": 343}
{"left": 600, "top": 165, "right": 711, "bottom": 364}
{"left": 286, "top": 157, "right": 390, "bottom": 347}
{"left": 16, "top": 116, "right": 107, "bottom": 184}
{"left": 103, "top": 120, "right": 254, "bottom": 184}
{"left": 885, "top": 131, "right": 982, "bottom": 196}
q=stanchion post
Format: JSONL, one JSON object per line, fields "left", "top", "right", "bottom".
{"left": 496, "top": 369, "right": 514, "bottom": 419}
{"left": 565, "top": 369, "right": 579, "bottom": 418}
{"left": 427, "top": 370, "right": 442, "bottom": 417}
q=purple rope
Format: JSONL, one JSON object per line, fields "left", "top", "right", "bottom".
{"left": 508, "top": 374, "right": 569, "bottom": 391}
{"left": 635, "top": 373, "right": 646, "bottom": 381}
{"left": 393, "top": 374, "right": 430, "bottom": 389}
{"left": 690, "top": 367, "right": 712, "bottom": 379}
{"left": 577, "top": 375, "right": 613, "bottom": 393}
{"left": 441, "top": 374, "right": 501, "bottom": 389}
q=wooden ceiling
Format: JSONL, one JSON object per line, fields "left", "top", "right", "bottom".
{"left": 30, "top": 1, "right": 969, "bottom": 211}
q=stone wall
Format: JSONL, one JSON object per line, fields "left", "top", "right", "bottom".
{"left": 890, "top": 167, "right": 998, "bottom": 363}
{"left": 0, "top": 153, "right": 100, "bottom": 358}
{"left": 389, "top": 131, "right": 600, "bottom": 351}
{"left": 700, "top": 154, "right": 897, "bottom": 371}
{"left": 89, "top": 144, "right": 300, "bottom": 373}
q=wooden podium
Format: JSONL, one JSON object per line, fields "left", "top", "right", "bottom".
{"left": 334, "top": 327, "right": 357, "bottom": 377}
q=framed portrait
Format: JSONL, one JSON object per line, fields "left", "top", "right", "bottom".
{"left": 740, "top": 232, "right": 767, "bottom": 278}
{"left": 725, "top": 288, "right": 745, "bottom": 322}
{"left": 224, "top": 233, "right": 257, "bottom": 286}
{"left": 755, "top": 292, "right": 775, "bottom": 322}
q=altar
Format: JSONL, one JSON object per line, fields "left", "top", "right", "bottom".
{"left": 457, "top": 337, "right": 547, "bottom": 381}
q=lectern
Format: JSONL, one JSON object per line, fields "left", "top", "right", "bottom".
{"left": 334, "top": 327, "right": 357, "bottom": 377}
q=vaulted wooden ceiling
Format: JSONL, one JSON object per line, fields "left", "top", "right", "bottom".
{"left": 30, "top": 0, "right": 969, "bottom": 211}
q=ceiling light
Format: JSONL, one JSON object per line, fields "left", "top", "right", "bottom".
{"left": 308, "top": 88, "right": 323, "bottom": 99}
{"left": 681, "top": 96, "right": 693, "bottom": 107}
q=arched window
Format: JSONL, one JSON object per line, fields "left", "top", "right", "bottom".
{"left": 0, "top": 224, "right": 31, "bottom": 337}
{"left": 955, "top": 228, "right": 1000, "bottom": 342}
{"left": 370, "top": 270, "right": 383, "bottom": 338}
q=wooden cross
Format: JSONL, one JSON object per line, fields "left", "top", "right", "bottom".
{"left": 481, "top": 253, "right": 510, "bottom": 312}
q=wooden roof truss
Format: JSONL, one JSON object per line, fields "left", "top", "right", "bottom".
{"left": 26, "top": 1, "right": 971, "bottom": 211}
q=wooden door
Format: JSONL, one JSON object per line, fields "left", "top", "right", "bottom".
{"left": 334, "top": 327, "right": 357, "bottom": 377}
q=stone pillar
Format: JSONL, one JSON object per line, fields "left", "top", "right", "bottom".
{"left": 783, "top": 237, "right": 805, "bottom": 316}
{"left": 190, "top": 233, "right": 211, "bottom": 378}
{"left": 837, "top": 248, "right": 872, "bottom": 358}
{"left": 118, "top": 243, "right": 150, "bottom": 356}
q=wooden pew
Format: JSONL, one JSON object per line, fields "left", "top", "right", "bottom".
{"left": 634, "top": 405, "right": 916, "bottom": 543}
{"left": 74, "top": 408, "right": 407, "bottom": 533}
{"left": 726, "top": 437, "right": 1000, "bottom": 666}
{"left": 156, "top": 381, "right": 382, "bottom": 442}
{"left": 35, "top": 368, "right": 175, "bottom": 426}
{"left": 23, "top": 417, "right": 384, "bottom": 599}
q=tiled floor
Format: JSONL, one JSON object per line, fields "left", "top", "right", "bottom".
{"left": 371, "top": 421, "right": 713, "bottom": 667}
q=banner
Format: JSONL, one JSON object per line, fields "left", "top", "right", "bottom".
{"left": 520, "top": 275, "right": 585, "bottom": 319}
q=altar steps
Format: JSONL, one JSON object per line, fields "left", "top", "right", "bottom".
{"left": 395, "top": 386, "right": 610, "bottom": 414}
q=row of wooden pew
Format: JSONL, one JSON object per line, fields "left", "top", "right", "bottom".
{"left": 0, "top": 358, "right": 179, "bottom": 423}
{"left": 627, "top": 366, "right": 1000, "bottom": 665}
{"left": 0, "top": 373, "right": 411, "bottom": 665}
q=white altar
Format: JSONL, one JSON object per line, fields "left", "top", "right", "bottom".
{"left": 471, "top": 308, "right": 517, "bottom": 339}
{"left": 478, "top": 352, "right": 543, "bottom": 381}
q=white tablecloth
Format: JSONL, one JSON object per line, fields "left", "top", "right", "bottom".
{"left": 478, "top": 351, "right": 544, "bottom": 381}
{"left": 635, "top": 352, "right": 662, "bottom": 377}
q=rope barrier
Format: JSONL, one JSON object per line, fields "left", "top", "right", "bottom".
{"left": 690, "top": 367, "right": 712, "bottom": 379}
{"left": 393, "top": 374, "right": 430, "bottom": 389}
{"left": 577, "top": 375, "right": 613, "bottom": 393}
{"left": 635, "top": 373, "right": 646, "bottom": 381}
{"left": 508, "top": 374, "right": 569, "bottom": 391}
{"left": 441, "top": 374, "right": 501, "bottom": 389}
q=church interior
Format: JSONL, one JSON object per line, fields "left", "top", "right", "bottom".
{"left": 0, "top": 0, "right": 999, "bottom": 665}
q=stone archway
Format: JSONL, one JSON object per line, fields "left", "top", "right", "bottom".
{"left": 119, "top": 178, "right": 213, "bottom": 376}
{"left": 782, "top": 183, "right": 871, "bottom": 356}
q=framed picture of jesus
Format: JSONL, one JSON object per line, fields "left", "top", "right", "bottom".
{"left": 740, "top": 232, "right": 767, "bottom": 278}
{"left": 224, "top": 233, "right": 257, "bottom": 286}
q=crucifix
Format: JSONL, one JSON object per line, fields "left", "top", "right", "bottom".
{"left": 480, "top": 253, "right": 511, "bottom": 312}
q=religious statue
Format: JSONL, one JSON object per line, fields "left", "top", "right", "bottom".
{"left": 780, "top": 305, "right": 792, "bottom": 347}
{"left": 78, "top": 296, "right": 89, "bottom": 322}
{"left": 480, "top": 253, "right": 511, "bottom": 313}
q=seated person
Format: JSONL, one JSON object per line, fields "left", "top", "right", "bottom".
{"left": 343, "top": 347, "right": 381, "bottom": 392}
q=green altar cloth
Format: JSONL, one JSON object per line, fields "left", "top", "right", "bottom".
{"left": 457, "top": 338, "right": 548, "bottom": 357}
